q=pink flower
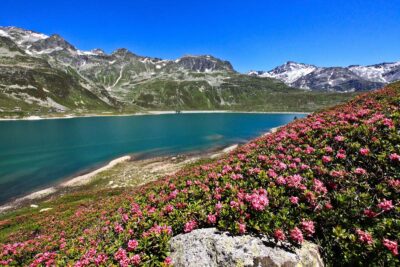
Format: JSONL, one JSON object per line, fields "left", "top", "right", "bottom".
{"left": 230, "top": 200, "right": 240, "bottom": 210}
{"left": 94, "top": 254, "right": 108, "bottom": 265}
{"left": 238, "top": 222, "right": 246, "bottom": 234}
{"left": 286, "top": 174, "right": 303, "bottom": 188}
{"left": 258, "top": 155, "right": 267, "bottom": 162}
{"left": 388, "top": 179, "right": 400, "bottom": 189}
{"left": 164, "top": 204, "right": 174, "bottom": 214}
{"left": 131, "top": 254, "right": 141, "bottom": 266}
{"left": 322, "top": 156, "right": 332, "bottom": 164}
{"left": 324, "top": 146, "right": 333, "bottom": 153}
{"left": 245, "top": 191, "right": 269, "bottom": 211}
{"left": 248, "top": 167, "right": 261, "bottom": 175}
{"left": 184, "top": 220, "right": 197, "bottom": 233}
{"left": 164, "top": 256, "right": 173, "bottom": 265}
{"left": 277, "top": 161, "right": 287, "bottom": 170}
{"left": 389, "top": 153, "right": 400, "bottom": 162}
{"left": 274, "top": 229, "right": 286, "bottom": 241}
{"left": 334, "top": 135, "right": 345, "bottom": 142}
{"left": 207, "top": 214, "right": 217, "bottom": 224}
{"left": 300, "top": 164, "right": 310, "bottom": 170}
{"left": 336, "top": 153, "right": 346, "bottom": 159}
{"left": 276, "top": 176, "right": 286, "bottom": 185}
{"left": 305, "top": 146, "right": 315, "bottom": 154}
{"left": 359, "top": 148, "right": 370, "bottom": 156}
{"left": 356, "top": 229, "right": 374, "bottom": 245}
{"left": 114, "top": 223, "right": 124, "bottom": 234}
{"left": 354, "top": 168, "right": 367, "bottom": 175}
{"left": 363, "top": 209, "right": 377, "bottom": 218}
{"left": 114, "top": 248, "right": 127, "bottom": 261}
{"left": 377, "top": 199, "right": 394, "bottom": 211}
{"left": 290, "top": 227, "right": 304, "bottom": 244}
{"left": 313, "top": 179, "right": 327, "bottom": 195}
{"left": 300, "top": 220, "right": 315, "bottom": 236}
{"left": 383, "top": 239, "right": 398, "bottom": 256}
{"left": 383, "top": 118, "right": 395, "bottom": 128}
{"left": 127, "top": 239, "right": 138, "bottom": 251}
{"left": 290, "top": 196, "right": 299, "bottom": 205}
{"left": 267, "top": 169, "right": 278, "bottom": 178}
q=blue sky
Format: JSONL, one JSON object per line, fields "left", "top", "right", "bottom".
{"left": 2, "top": 0, "right": 400, "bottom": 72}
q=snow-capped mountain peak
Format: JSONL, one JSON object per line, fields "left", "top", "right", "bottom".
{"left": 0, "top": 26, "right": 48, "bottom": 49}
{"left": 249, "top": 61, "right": 316, "bottom": 84}
{"left": 268, "top": 61, "right": 317, "bottom": 84}
{"left": 348, "top": 62, "right": 400, "bottom": 83}
{"left": 249, "top": 60, "right": 400, "bottom": 92}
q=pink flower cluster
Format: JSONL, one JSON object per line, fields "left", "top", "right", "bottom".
{"left": 383, "top": 239, "right": 398, "bottom": 256}
{"left": 245, "top": 189, "right": 269, "bottom": 211}
{"left": 378, "top": 199, "right": 394, "bottom": 211}
{"left": 184, "top": 220, "right": 198, "bottom": 233}
{"left": 356, "top": 229, "right": 374, "bottom": 245}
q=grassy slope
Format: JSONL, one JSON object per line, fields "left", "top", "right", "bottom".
{"left": 1, "top": 83, "right": 399, "bottom": 266}
{"left": 124, "top": 74, "right": 356, "bottom": 112}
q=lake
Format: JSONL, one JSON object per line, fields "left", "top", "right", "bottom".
{"left": 0, "top": 113, "right": 305, "bottom": 204}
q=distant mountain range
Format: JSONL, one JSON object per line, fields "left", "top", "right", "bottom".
{"left": 248, "top": 61, "right": 400, "bottom": 92}
{"left": 0, "top": 26, "right": 375, "bottom": 116}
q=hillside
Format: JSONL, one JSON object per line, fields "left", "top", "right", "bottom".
{"left": 0, "top": 27, "right": 355, "bottom": 117}
{"left": 0, "top": 82, "right": 399, "bottom": 266}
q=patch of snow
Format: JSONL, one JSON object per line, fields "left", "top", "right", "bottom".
{"left": 0, "top": 29, "right": 11, "bottom": 38}
{"left": 39, "top": 208, "right": 53, "bottom": 212}
{"left": 1, "top": 27, "right": 48, "bottom": 45}
{"left": 7, "top": 84, "right": 38, "bottom": 90}
{"left": 77, "top": 50, "right": 96, "bottom": 56}
{"left": 349, "top": 62, "right": 400, "bottom": 83}
{"left": 33, "top": 47, "right": 63, "bottom": 54}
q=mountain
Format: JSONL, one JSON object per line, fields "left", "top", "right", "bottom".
{"left": 0, "top": 26, "right": 355, "bottom": 117}
{"left": 0, "top": 35, "right": 115, "bottom": 115}
{"left": 249, "top": 61, "right": 400, "bottom": 92}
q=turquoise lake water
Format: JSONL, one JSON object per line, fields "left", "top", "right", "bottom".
{"left": 0, "top": 113, "right": 305, "bottom": 204}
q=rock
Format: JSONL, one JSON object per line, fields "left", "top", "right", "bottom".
{"left": 39, "top": 208, "right": 53, "bottom": 212}
{"left": 169, "top": 228, "right": 324, "bottom": 267}
{"left": 30, "top": 204, "right": 39, "bottom": 208}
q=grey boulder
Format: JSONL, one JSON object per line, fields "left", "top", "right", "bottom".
{"left": 169, "top": 228, "right": 323, "bottom": 267}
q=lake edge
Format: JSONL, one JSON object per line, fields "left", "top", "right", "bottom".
{"left": 0, "top": 110, "right": 310, "bottom": 122}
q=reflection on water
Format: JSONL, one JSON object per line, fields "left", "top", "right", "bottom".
{"left": 204, "top": 134, "right": 224, "bottom": 141}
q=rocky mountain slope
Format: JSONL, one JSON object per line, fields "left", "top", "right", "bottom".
{"left": 0, "top": 26, "right": 354, "bottom": 117}
{"left": 249, "top": 61, "right": 400, "bottom": 92}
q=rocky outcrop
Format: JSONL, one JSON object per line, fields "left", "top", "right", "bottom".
{"left": 175, "top": 55, "right": 234, "bottom": 72}
{"left": 169, "top": 228, "right": 324, "bottom": 267}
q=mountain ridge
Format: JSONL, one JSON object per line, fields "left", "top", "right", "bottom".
{"left": 0, "top": 26, "right": 357, "bottom": 117}
{"left": 249, "top": 60, "right": 400, "bottom": 92}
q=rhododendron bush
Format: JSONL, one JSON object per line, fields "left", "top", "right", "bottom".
{"left": 1, "top": 83, "right": 400, "bottom": 266}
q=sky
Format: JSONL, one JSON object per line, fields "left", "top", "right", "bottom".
{"left": 1, "top": 0, "right": 400, "bottom": 72}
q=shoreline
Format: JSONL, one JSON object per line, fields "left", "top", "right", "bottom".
{"left": 0, "top": 143, "right": 241, "bottom": 214}
{"left": 0, "top": 155, "right": 132, "bottom": 213}
{"left": 0, "top": 125, "right": 282, "bottom": 214}
{"left": 0, "top": 110, "right": 310, "bottom": 121}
